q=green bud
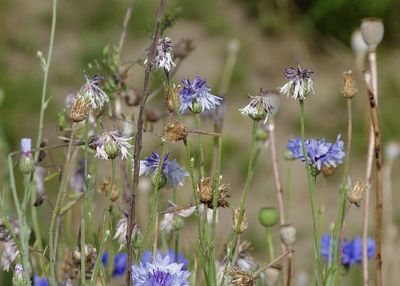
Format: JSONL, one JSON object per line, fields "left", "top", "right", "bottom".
{"left": 259, "top": 207, "right": 279, "bottom": 228}
{"left": 104, "top": 140, "right": 120, "bottom": 159}
{"left": 19, "top": 156, "right": 35, "bottom": 174}
{"left": 255, "top": 127, "right": 268, "bottom": 142}
{"left": 172, "top": 216, "right": 184, "bottom": 231}
{"left": 190, "top": 100, "right": 203, "bottom": 114}
{"left": 12, "top": 264, "right": 27, "bottom": 286}
{"left": 283, "top": 150, "right": 294, "bottom": 161}
{"left": 249, "top": 105, "right": 267, "bottom": 122}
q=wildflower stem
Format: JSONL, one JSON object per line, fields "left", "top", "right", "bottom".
{"left": 91, "top": 159, "right": 116, "bottom": 284}
{"left": 285, "top": 163, "right": 292, "bottom": 221}
{"left": 80, "top": 216, "right": 85, "bottom": 285}
{"left": 266, "top": 227, "right": 275, "bottom": 261}
{"left": 195, "top": 114, "right": 206, "bottom": 178}
{"left": 299, "top": 100, "right": 323, "bottom": 283}
{"left": 48, "top": 125, "right": 76, "bottom": 286}
{"left": 126, "top": 2, "right": 165, "bottom": 284}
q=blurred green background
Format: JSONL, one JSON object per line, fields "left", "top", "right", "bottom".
{"left": 1, "top": 0, "right": 400, "bottom": 285}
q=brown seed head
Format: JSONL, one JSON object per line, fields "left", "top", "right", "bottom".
{"left": 197, "top": 177, "right": 213, "bottom": 205}
{"left": 164, "top": 83, "right": 181, "bottom": 113}
{"left": 173, "top": 38, "right": 195, "bottom": 59}
{"left": 322, "top": 165, "right": 337, "bottom": 177}
{"left": 100, "top": 179, "right": 119, "bottom": 202}
{"left": 68, "top": 97, "right": 91, "bottom": 122}
{"left": 233, "top": 208, "right": 248, "bottom": 234}
{"left": 216, "top": 183, "right": 231, "bottom": 208}
{"left": 228, "top": 267, "right": 254, "bottom": 286}
{"left": 163, "top": 121, "right": 188, "bottom": 143}
{"left": 347, "top": 178, "right": 369, "bottom": 206}
{"left": 342, "top": 71, "right": 358, "bottom": 98}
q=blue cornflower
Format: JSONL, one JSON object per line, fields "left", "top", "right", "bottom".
{"left": 320, "top": 234, "right": 375, "bottom": 267}
{"left": 132, "top": 251, "right": 190, "bottom": 285}
{"left": 179, "top": 76, "right": 222, "bottom": 114}
{"left": 34, "top": 275, "right": 49, "bottom": 286}
{"left": 287, "top": 135, "right": 345, "bottom": 173}
{"left": 142, "top": 250, "right": 189, "bottom": 270}
{"left": 139, "top": 152, "right": 189, "bottom": 187}
{"left": 102, "top": 252, "right": 128, "bottom": 277}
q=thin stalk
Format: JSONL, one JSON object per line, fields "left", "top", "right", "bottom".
{"left": 80, "top": 217, "right": 85, "bottom": 285}
{"left": 285, "top": 163, "right": 292, "bottom": 221}
{"left": 299, "top": 100, "right": 322, "bottom": 283}
{"left": 253, "top": 250, "right": 294, "bottom": 278}
{"left": 126, "top": 2, "right": 165, "bottom": 284}
{"left": 48, "top": 126, "right": 76, "bottom": 286}
{"left": 195, "top": 114, "right": 206, "bottom": 178}
{"left": 266, "top": 227, "right": 275, "bottom": 261}
{"left": 30, "top": 185, "right": 45, "bottom": 272}
{"left": 91, "top": 159, "right": 116, "bottom": 284}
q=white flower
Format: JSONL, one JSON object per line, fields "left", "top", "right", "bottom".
{"left": 79, "top": 75, "right": 109, "bottom": 109}
{"left": 239, "top": 90, "right": 273, "bottom": 124}
{"left": 113, "top": 215, "right": 140, "bottom": 250}
{"left": 89, "top": 130, "right": 133, "bottom": 160}
{"left": 1, "top": 241, "right": 19, "bottom": 271}
{"left": 145, "top": 37, "right": 176, "bottom": 72}
{"left": 280, "top": 64, "right": 314, "bottom": 100}
{"left": 160, "top": 202, "right": 196, "bottom": 235}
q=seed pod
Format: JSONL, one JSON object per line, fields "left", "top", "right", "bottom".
{"left": 280, "top": 224, "right": 296, "bottom": 248}
{"left": 360, "top": 18, "right": 384, "bottom": 50}
{"left": 259, "top": 207, "right": 279, "bottom": 228}
{"left": 68, "top": 97, "right": 91, "bottom": 122}
{"left": 341, "top": 71, "right": 358, "bottom": 98}
{"left": 347, "top": 178, "right": 369, "bottom": 206}
{"left": 197, "top": 177, "right": 213, "bottom": 205}
{"left": 264, "top": 267, "right": 280, "bottom": 286}
{"left": 228, "top": 267, "right": 254, "bottom": 286}
{"left": 162, "top": 121, "right": 188, "bottom": 143}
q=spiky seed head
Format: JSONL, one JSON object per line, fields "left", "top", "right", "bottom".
{"left": 347, "top": 178, "right": 369, "bottom": 206}
{"left": 233, "top": 208, "right": 248, "bottom": 234}
{"left": 164, "top": 83, "right": 181, "bottom": 113}
{"left": 216, "top": 183, "right": 231, "bottom": 208}
{"left": 342, "top": 71, "right": 358, "bottom": 98}
{"left": 163, "top": 121, "right": 188, "bottom": 143}
{"left": 228, "top": 267, "right": 254, "bottom": 286}
{"left": 68, "top": 97, "right": 91, "bottom": 122}
{"left": 360, "top": 18, "right": 384, "bottom": 50}
{"left": 280, "top": 224, "right": 296, "bottom": 248}
{"left": 197, "top": 177, "right": 213, "bottom": 205}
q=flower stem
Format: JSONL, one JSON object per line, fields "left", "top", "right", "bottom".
{"left": 266, "top": 227, "right": 275, "bottom": 261}
{"left": 91, "top": 159, "right": 116, "bottom": 284}
{"left": 299, "top": 100, "right": 323, "bottom": 283}
{"left": 195, "top": 114, "right": 206, "bottom": 178}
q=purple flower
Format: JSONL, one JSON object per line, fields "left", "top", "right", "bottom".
{"left": 139, "top": 152, "right": 188, "bottom": 187}
{"left": 79, "top": 75, "right": 109, "bottom": 109}
{"left": 145, "top": 37, "right": 176, "bottom": 72}
{"left": 101, "top": 252, "right": 128, "bottom": 277}
{"left": 320, "top": 234, "right": 375, "bottom": 267}
{"left": 132, "top": 251, "right": 190, "bottom": 285}
{"left": 89, "top": 130, "right": 133, "bottom": 160}
{"left": 287, "top": 135, "right": 345, "bottom": 172}
{"left": 21, "top": 138, "right": 32, "bottom": 157}
{"left": 141, "top": 250, "right": 189, "bottom": 270}
{"left": 239, "top": 89, "right": 274, "bottom": 123}
{"left": 280, "top": 64, "right": 314, "bottom": 100}
{"left": 179, "top": 76, "right": 222, "bottom": 114}
{"left": 34, "top": 275, "right": 49, "bottom": 286}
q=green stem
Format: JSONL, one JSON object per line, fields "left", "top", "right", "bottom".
{"left": 31, "top": 186, "right": 45, "bottom": 273}
{"left": 195, "top": 114, "right": 206, "bottom": 178}
{"left": 91, "top": 159, "right": 116, "bottom": 284}
{"left": 137, "top": 144, "right": 168, "bottom": 259}
{"left": 80, "top": 216, "right": 86, "bottom": 285}
{"left": 299, "top": 100, "right": 323, "bottom": 283}
{"left": 266, "top": 227, "right": 275, "bottom": 261}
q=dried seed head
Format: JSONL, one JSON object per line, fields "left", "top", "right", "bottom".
{"left": 341, "top": 71, "right": 358, "bottom": 98}
{"left": 233, "top": 208, "right": 248, "bottom": 234}
{"left": 216, "top": 183, "right": 231, "bottom": 208}
{"left": 64, "top": 244, "right": 97, "bottom": 280}
{"left": 122, "top": 88, "right": 141, "bottom": 106}
{"left": 360, "top": 18, "right": 384, "bottom": 50}
{"left": 280, "top": 224, "right": 296, "bottom": 248}
{"left": 347, "top": 178, "right": 369, "bottom": 206}
{"left": 228, "top": 267, "right": 254, "bottom": 286}
{"left": 164, "top": 83, "right": 181, "bottom": 113}
{"left": 264, "top": 267, "right": 280, "bottom": 286}
{"left": 162, "top": 121, "right": 188, "bottom": 143}
{"left": 68, "top": 97, "right": 91, "bottom": 122}
{"left": 197, "top": 177, "right": 213, "bottom": 205}
{"left": 321, "top": 165, "right": 337, "bottom": 177}
{"left": 100, "top": 179, "right": 119, "bottom": 202}
{"left": 173, "top": 38, "right": 195, "bottom": 59}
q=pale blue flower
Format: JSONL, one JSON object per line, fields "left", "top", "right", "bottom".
{"left": 139, "top": 152, "right": 188, "bottom": 187}
{"left": 179, "top": 76, "right": 222, "bottom": 114}
{"left": 20, "top": 138, "right": 32, "bottom": 157}
{"left": 280, "top": 64, "right": 314, "bottom": 100}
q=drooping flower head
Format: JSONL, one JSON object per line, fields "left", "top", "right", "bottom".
{"left": 179, "top": 76, "right": 222, "bottom": 114}
{"left": 147, "top": 37, "right": 176, "bottom": 72}
{"left": 280, "top": 64, "right": 314, "bottom": 100}
{"left": 321, "top": 234, "right": 375, "bottom": 267}
{"left": 239, "top": 89, "right": 273, "bottom": 123}
{"left": 139, "top": 152, "right": 189, "bottom": 188}
{"left": 78, "top": 74, "right": 109, "bottom": 110}
{"left": 132, "top": 251, "right": 190, "bottom": 285}
{"left": 89, "top": 130, "right": 133, "bottom": 160}
{"left": 287, "top": 135, "right": 345, "bottom": 174}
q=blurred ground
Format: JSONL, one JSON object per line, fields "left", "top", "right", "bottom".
{"left": 1, "top": 0, "right": 400, "bottom": 285}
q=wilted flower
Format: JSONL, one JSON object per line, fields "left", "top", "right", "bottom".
{"left": 89, "top": 130, "right": 133, "bottom": 160}
{"left": 114, "top": 212, "right": 141, "bottom": 250}
{"left": 78, "top": 75, "right": 109, "bottom": 109}
{"left": 197, "top": 177, "right": 230, "bottom": 209}
{"left": 145, "top": 37, "right": 176, "bottom": 72}
{"left": 287, "top": 135, "right": 345, "bottom": 174}
{"left": 280, "top": 64, "right": 314, "bottom": 100}
{"left": 178, "top": 76, "right": 222, "bottom": 114}
{"left": 164, "top": 83, "right": 181, "bottom": 113}
{"left": 68, "top": 96, "right": 91, "bottom": 122}
{"left": 19, "top": 138, "right": 35, "bottom": 173}
{"left": 63, "top": 244, "right": 97, "bottom": 280}
{"left": 320, "top": 234, "right": 375, "bottom": 266}
{"left": 139, "top": 152, "right": 188, "bottom": 188}
{"left": 239, "top": 89, "right": 273, "bottom": 123}
{"left": 162, "top": 121, "right": 188, "bottom": 143}
{"left": 228, "top": 267, "right": 254, "bottom": 286}
{"left": 132, "top": 250, "right": 190, "bottom": 285}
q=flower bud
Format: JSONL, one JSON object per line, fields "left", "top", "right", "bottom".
{"left": 280, "top": 224, "right": 296, "bottom": 248}
{"left": 190, "top": 99, "right": 203, "bottom": 114}
{"left": 172, "top": 216, "right": 184, "bottom": 231}
{"left": 259, "top": 207, "right": 279, "bottom": 228}
{"left": 12, "top": 264, "right": 27, "bottom": 286}
{"left": 341, "top": 71, "right": 358, "bottom": 98}
{"left": 68, "top": 97, "right": 91, "bottom": 122}
{"left": 283, "top": 150, "right": 294, "bottom": 161}
{"left": 360, "top": 18, "right": 384, "bottom": 50}
{"left": 19, "top": 138, "right": 34, "bottom": 174}
{"left": 233, "top": 208, "right": 248, "bottom": 234}
{"left": 104, "top": 140, "right": 120, "bottom": 159}
{"left": 264, "top": 267, "right": 280, "bottom": 286}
